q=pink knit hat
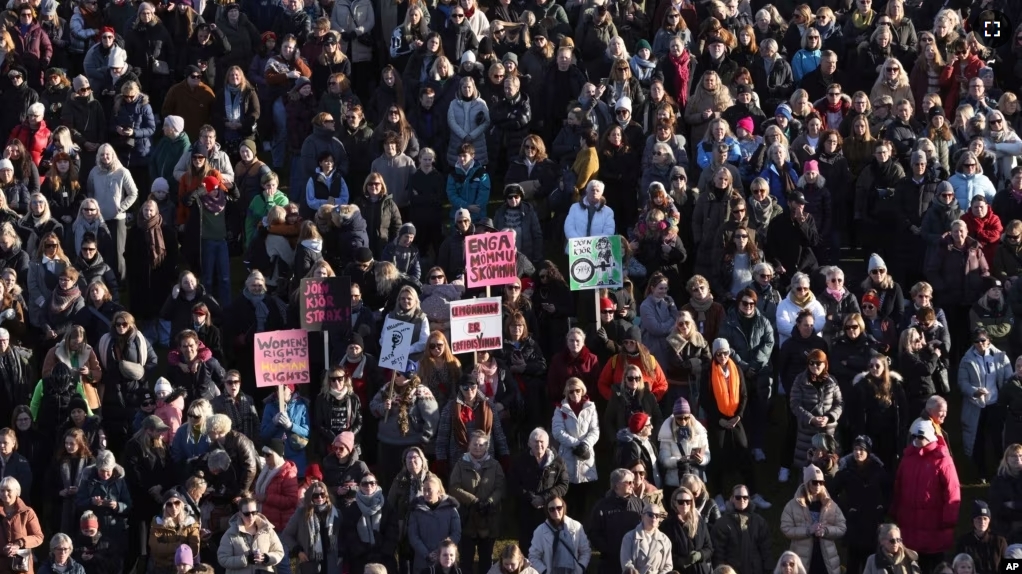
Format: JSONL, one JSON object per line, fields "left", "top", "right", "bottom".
{"left": 735, "top": 116, "right": 754, "bottom": 134}
{"left": 803, "top": 160, "right": 820, "bottom": 173}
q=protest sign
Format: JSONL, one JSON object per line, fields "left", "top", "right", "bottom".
{"left": 379, "top": 317, "right": 415, "bottom": 371}
{"left": 449, "top": 297, "right": 503, "bottom": 353}
{"left": 568, "top": 235, "right": 624, "bottom": 290}
{"left": 465, "top": 230, "right": 517, "bottom": 288}
{"left": 299, "top": 277, "right": 352, "bottom": 331}
{"left": 254, "top": 329, "right": 311, "bottom": 388}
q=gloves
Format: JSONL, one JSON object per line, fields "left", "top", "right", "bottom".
{"left": 341, "top": 29, "right": 357, "bottom": 41}
{"left": 689, "top": 552, "right": 701, "bottom": 565}
{"left": 571, "top": 443, "right": 591, "bottom": 460}
{"left": 275, "top": 412, "right": 292, "bottom": 428}
{"left": 0, "top": 308, "right": 15, "bottom": 321}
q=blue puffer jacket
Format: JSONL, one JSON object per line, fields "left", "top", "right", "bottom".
{"left": 111, "top": 93, "right": 156, "bottom": 166}
{"left": 259, "top": 395, "right": 310, "bottom": 475}
{"left": 696, "top": 136, "right": 742, "bottom": 169}
{"left": 760, "top": 161, "right": 801, "bottom": 203}
{"left": 446, "top": 163, "right": 491, "bottom": 223}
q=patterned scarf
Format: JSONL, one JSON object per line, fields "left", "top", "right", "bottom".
{"left": 199, "top": 187, "right": 227, "bottom": 215}
{"left": 50, "top": 284, "right": 81, "bottom": 314}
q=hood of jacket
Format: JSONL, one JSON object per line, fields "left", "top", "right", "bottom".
{"left": 411, "top": 493, "right": 460, "bottom": 512}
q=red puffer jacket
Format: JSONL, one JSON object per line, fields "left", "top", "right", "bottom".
{"left": 257, "top": 460, "right": 300, "bottom": 530}
{"left": 962, "top": 209, "right": 1004, "bottom": 265}
{"left": 890, "top": 439, "right": 960, "bottom": 554}
{"left": 546, "top": 346, "right": 601, "bottom": 404}
{"left": 9, "top": 121, "right": 50, "bottom": 166}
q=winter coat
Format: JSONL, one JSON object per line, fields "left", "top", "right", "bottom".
{"left": 448, "top": 454, "right": 505, "bottom": 538}
{"left": 950, "top": 172, "right": 998, "bottom": 211}
{"left": 958, "top": 344, "right": 1013, "bottom": 456}
{"left": 97, "top": 328, "right": 157, "bottom": 423}
{"left": 407, "top": 495, "right": 461, "bottom": 573}
{"left": 789, "top": 372, "right": 843, "bottom": 467}
{"left": 659, "top": 512, "right": 711, "bottom": 574}
{"left": 779, "top": 486, "right": 846, "bottom": 574}
{"left": 254, "top": 460, "right": 299, "bottom": 531}
{"left": 551, "top": 399, "right": 600, "bottom": 484}
{"left": 657, "top": 416, "right": 711, "bottom": 486}
{"left": 259, "top": 397, "right": 311, "bottom": 475}
{"left": 709, "top": 505, "right": 772, "bottom": 574}
{"left": 494, "top": 202, "right": 543, "bottom": 263}
{"left": 74, "top": 464, "right": 131, "bottom": 538}
{"left": 776, "top": 295, "right": 826, "bottom": 347}
{"left": 216, "top": 512, "right": 286, "bottom": 574}
{"left": 620, "top": 525, "right": 673, "bottom": 574}
{"left": 435, "top": 396, "right": 509, "bottom": 463}
{"left": 563, "top": 197, "right": 616, "bottom": 245}
{"left": 124, "top": 222, "right": 178, "bottom": 320}
{"left": 447, "top": 95, "right": 490, "bottom": 166}
{"left": 110, "top": 94, "right": 156, "bottom": 166}
{"left": 891, "top": 438, "right": 960, "bottom": 555}
{"left": 369, "top": 383, "right": 439, "bottom": 447}
{"left": 717, "top": 307, "right": 774, "bottom": 395}
{"left": 924, "top": 236, "right": 990, "bottom": 306}
{"left": 0, "top": 498, "right": 43, "bottom": 574}
{"left": 446, "top": 163, "right": 490, "bottom": 224}
{"left": 330, "top": 0, "right": 375, "bottom": 63}
{"left": 528, "top": 517, "right": 591, "bottom": 574}
{"left": 509, "top": 448, "right": 569, "bottom": 509}
{"left": 588, "top": 491, "right": 644, "bottom": 574}
{"left": 355, "top": 194, "right": 402, "bottom": 255}
{"left": 161, "top": 80, "right": 216, "bottom": 141}
{"left": 148, "top": 514, "right": 200, "bottom": 571}
{"left": 604, "top": 382, "right": 663, "bottom": 437}
{"left": 830, "top": 454, "right": 890, "bottom": 550}
{"left": 211, "top": 84, "right": 260, "bottom": 142}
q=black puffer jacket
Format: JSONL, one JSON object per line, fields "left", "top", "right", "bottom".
{"left": 710, "top": 504, "right": 772, "bottom": 574}
{"left": 159, "top": 284, "right": 223, "bottom": 339}
{"left": 603, "top": 382, "right": 662, "bottom": 435}
{"left": 777, "top": 327, "right": 829, "bottom": 394}
{"left": 827, "top": 332, "right": 882, "bottom": 391}
{"left": 661, "top": 513, "right": 713, "bottom": 574}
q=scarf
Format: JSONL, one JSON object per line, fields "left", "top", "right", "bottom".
{"left": 791, "top": 289, "right": 815, "bottom": 308}
{"left": 826, "top": 288, "right": 844, "bottom": 301}
{"left": 72, "top": 217, "right": 101, "bottom": 255}
{"left": 406, "top": 467, "right": 428, "bottom": 503}
{"left": 50, "top": 284, "right": 81, "bottom": 314}
{"left": 199, "top": 187, "right": 227, "bottom": 215}
{"left": 710, "top": 358, "right": 741, "bottom": 417}
{"left": 224, "top": 85, "right": 242, "bottom": 123}
{"left": 306, "top": 506, "right": 338, "bottom": 562}
{"left": 567, "top": 397, "right": 585, "bottom": 416}
{"left": 254, "top": 461, "right": 283, "bottom": 500}
{"left": 629, "top": 54, "right": 655, "bottom": 81}
{"left": 142, "top": 213, "right": 167, "bottom": 267}
{"left": 354, "top": 489, "right": 384, "bottom": 545}
{"left": 476, "top": 360, "right": 498, "bottom": 398}
{"left": 687, "top": 294, "right": 712, "bottom": 327}
{"left": 1011, "top": 186, "right": 1022, "bottom": 204}
{"left": 452, "top": 397, "right": 492, "bottom": 448}
{"left": 243, "top": 289, "right": 269, "bottom": 331}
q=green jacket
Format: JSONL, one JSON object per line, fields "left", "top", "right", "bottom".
{"left": 245, "top": 190, "right": 290, "bottom": 247}
{"left": 149, "top": 133, "right": 192, "bottom": 186}
{"left": 29, "top": 379, "right": 93, "bottom": 419}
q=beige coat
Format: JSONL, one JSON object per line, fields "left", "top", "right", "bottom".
{"left": 216, "top": 512, "right": 285, "bottom": 574}
{"left": 448, "top": 454, "right": 505, "bottom": 538}
{"left": 779, "top": 485, "right": 847, "bottom": 574}
{"left": 620, "top": 524, "right": 673, "bottom": 574}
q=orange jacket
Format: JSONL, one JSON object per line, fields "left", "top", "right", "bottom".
{"left": 176, "top": 169, "right": 225, "bottom": 226}
{"left": 597, "top": 353, "right": 668, "bottom": 401}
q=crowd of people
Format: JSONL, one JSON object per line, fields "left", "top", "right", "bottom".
{"left": 4, "top": 0, "right": 1022, "bottom": 573}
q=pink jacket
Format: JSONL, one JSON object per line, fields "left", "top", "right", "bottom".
{"left": 154, "top": 390, "right": 185, "bottom": 442}
{"left": 891, "top": 439, "right": 960, "bottom": 554}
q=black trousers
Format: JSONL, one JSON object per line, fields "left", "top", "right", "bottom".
{"left": 973, "top": 404, "right": 1006, "bottom": 481}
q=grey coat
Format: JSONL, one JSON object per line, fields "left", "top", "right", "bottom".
{"left": 407, "top": 494, "right": 461, "bottom": 573}
{"left": 958, "top": 344, "right": 1013, "bottom": 457}
{"left": 640, "top": 295, "right": 680, "bottom": 372}
{"left": 528, "top": 517, "right": 592, "bottom": 574}
{"left": 447, "top": 96, "right": 490, "bottom": 166}
{"left": 620, "top": 525, "right": 674, "bottom": 574}
{"left": 789, "top": 372, "right": 843, "bottom": 468}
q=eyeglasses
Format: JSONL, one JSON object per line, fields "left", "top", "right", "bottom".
{"left": 523, "top": 144, "right": 536, "bottom": 151}
{"left": 360, "top": 480, "right": 377, "bottom": 486}
{"left": 759, "top": 273, "right": 773, "bottom": 279}
{"left": 672, "top": 176, "right": 685, "bottom": 181}
{"left": 165, "top": 500, "right": 182, "bottom": 506}
{"left": 53, "top": 548, "right": 72, "bottom": 554}
{"left": 452, "top": 12, "right": 464, "bottom": 17}
{"left": 329, "top": 376, "right": 345, "bottom": 382}
{"left": 429, "top": 274, "right": 445, "bottom": 280}
{"left": 625, "top": 376, "right": 642, "bottom": 382}
{"left": 81, "top": 247, "right": 96, "bottom": 253}
{"left": 869, "top": 363, "right": 883, "bottom": 370}
{"left": 459, "top": 383, "right": 478, "bottom": 392}
{"left": 828, "top": 92, "right": 841, "bottom": 96}
{"left": 643, "top": 512, "right": 664, "bottom": 519}
{"left": 508, "top": 285, "right": 521, "bottom": 291}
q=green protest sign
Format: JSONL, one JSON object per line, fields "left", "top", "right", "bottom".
{"left": 568, "top": 235, "right": 623, "bottom": 290}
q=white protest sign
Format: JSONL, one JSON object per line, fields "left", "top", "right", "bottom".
{"left": 449, "top": 297, "right": 504, "bottom": 353}
{"left": 379, "top": 317, "right": 415, "bottom": 371}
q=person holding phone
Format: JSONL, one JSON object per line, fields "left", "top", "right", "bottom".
{"left": 217, "top": 497, "right": 285, "bottom": 573}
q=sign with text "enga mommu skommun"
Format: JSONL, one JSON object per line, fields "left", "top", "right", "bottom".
{"left": 465, "top": 230, "right": 517, "bottom": 288}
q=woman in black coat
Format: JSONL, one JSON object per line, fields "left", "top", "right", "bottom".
{"left": 604, "top": 364, "right": 663, "bottom": 435}
{"left": 124, "top": 200, "right": 178, "bottom": 325}
{"left": 496, "top": 311, "right": 548, "bottom": 430}
{"left": 897, "top": 326, "right": 943, "bottom": 418}
{"left": 223, "top": 270, "right": 287, "bottom": 398}
{"left": 211, "top": 67, "right": 261, "bottom": 155}
{"left": 830, "top": 438, "right": 891, "bottom": 574}
{"left": 508, "top": 428, "right": 569, "bottom": 555}
{"left": 827, "top": 313, "right": 882, "bottom": 394}
{"left": 74, "top": 281, "right": 124, "bottom": 349}
{"left": 599, "top": 125, "right": 642, "bottom": 234}
{"left": 848, "top": 360, "right": 909, "bottom": 470}
{"left": 124, "top": 7, "right": 175, "bottom": 112}
{"left": 660, "top": 487, "right": 713, "bottom": 574}
{"left": 531, "top": 261, "right": 575, "bottom": 358}
{"left": 339, "top": 475, "right": 400, "bottom": 574}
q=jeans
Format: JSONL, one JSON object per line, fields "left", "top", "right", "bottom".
{"left": 140, "top": 319, "right": 172, "bottom": 347}
{"left": 272, "top": 97, "right": 287, "bottom": 168}
{"left": 201, "top": 239, "right": 232, "bottom": 305}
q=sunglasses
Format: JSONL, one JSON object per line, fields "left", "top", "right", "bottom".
{"left": 226, "top": 379, "right": 241, "bottom": 384}
{"left": 862, "top": 304, "right": 876, "bottom": 310}
{"left": 828, "top": 92, "right": 841, "bottom": 96}
{"left": 189, "top": 74, "right": 202, "bottom": 79}
{"left": 870, "top": 269, "right": 886, "bottom": 274}
{"left": 643, "top": 512, "right": 664, "bottom": 519}
{"left": 809, "top": 360, "right": 825, "bottom": 366}
{"left": 888, "top": 538, "right": 903, "bottom": 544}
{"left": 844, "top": 324, "right": 860, "bottom": 330}
{"left": 671, "top": 176, "right": 685, "bottom": 181}
{"left": 242, "top": 510, "right": 257, "bottom": 516}
{"left": 977, "top": 338, "right": 990, "bottom": 344}
{"left": 547, "top": 505, "right": 564, "bottom": 512}
{"left": 459, "top": 384, "right": 477, "bottom": 391}
{"left": 429, "top": 343, "right": 444, "bottom": 349}
{"left": 311, "top": 492, "right": 328, "bottom": 499}
{"left": 625, "top": 376, "right": 642, "bottom": 382}
{"left": 360, "top": 480, "right": 377, "bottom": 486}
{"left": 964, "top": 163, "right": 977, "bottom": 168}
{"left": 733, "top": 495, "right": 749, "bottom": 500}
{"left": 676, "top": 498, "right": 693, "bottom": 505}
{"left": 810, "top": 480, "right": 825, "bottom": 486}
{"left": 740, "top": 300, "right": 755, "bottom": 307}
{"left": 329, "top": 375, "right": 345, "bottom": 382}
{"left": 735, "top": 234, "right": 749, "bottom": 239}
{"left": 165, "top": 500, "right": 182, "bottom": 506}
{"left": 429, "top": 275, "right": 445, "bottom": 280}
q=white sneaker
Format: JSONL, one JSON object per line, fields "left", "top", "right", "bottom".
{"left": 752, "top": 448, "right": 766, "bottom": 462}
{"left": 778, "top": 467, "right": 790, "bottom": 483}
{"left": 714, "top": 495, "right": 726, "bottom": 510}
{"left": 751, "top": 493, "right": 772, "bottom": 510}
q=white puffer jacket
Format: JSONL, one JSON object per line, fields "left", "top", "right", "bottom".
{"left": 657, "top": 416, "right": 710, "bottom": 486}
{"left": 552, "top": 399, "right": 600, "bottom": 484}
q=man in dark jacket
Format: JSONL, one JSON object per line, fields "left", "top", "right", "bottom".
{"left": 711, "top": 484, "right": 772, "bottom": 574}
{"left": 800, "top": 51, "right": 846, "bottom": 103}
{"left": 489, "top": 76, "right": 531, "bottom": 167}
{"left": 0, "top": 67, "right": 39, "bottom": 140}
{"left": 766, "top": 192, "right": 820, "bottom": 286}
{"left": 74, "top": 235, "right": 120, "bottom": 300}
{"left": 436, "top": 209, "right": 473, "bottom": 280}
{"left": 0, "top": 331, "right": 34, "bottom": 426}
{"left": 956, "top": 500, "right": 1007, "bottom": 574}
{"left": 338, "top": 105, "right": 374, "bottom": 202}
{"left": 493, "top": 184, "right": 543, "bottom": 263}
{"left": 438, "top": 8, "right": 478, "bottom": 64}
{"left": 206, "top": 413, "right": 259, "bottom": 493}
{"left": 271, "top": 0, "right": 312, "bottom": 45}
{"left": 588, "top": 468, "right": 643, "bottom": 574}
{"left": 692, "top": 37, "right": 738, "bottom": 93}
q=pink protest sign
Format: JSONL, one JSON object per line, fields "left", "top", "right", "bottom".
{"left": 254, "top": 329, "right": 311, "bottom": 388}
{"left": 464, "top": 230, "right": 517, "bottom": 288}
